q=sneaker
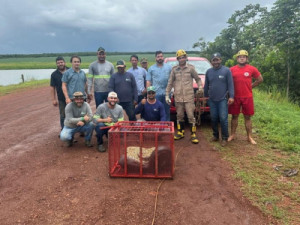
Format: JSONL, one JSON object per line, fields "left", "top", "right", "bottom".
{"left": 98, "top": 144, "right": 106, "bottom": 152}
{"left": 221, "top": 140, "right": 227, "bottom": 147}
{"left": 66, "top": 139, "right": 73, "bottom": 147}
{"left": 210, "top": 136, "right": 219, "bottom": 142}
{"left": 85, "top": 140, "right": 93, "bottom": 147}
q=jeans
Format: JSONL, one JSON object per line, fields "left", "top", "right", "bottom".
{"left": 208, "top": 99, "right": 229, "bottom": 140}
{"left": 95, "top": 91, "right": 108, "bottom": 108}
{"left": 156, "top": 94, "right": 170, "bottom": 121}
{"left": 58, "top": 100, "right": 66, "bottom": 129}
{"left": 60, "top": 122, "right": 94, "bottom": 141}
{"left": 95, "top": 123, "right": 109, "bottom": 145}
{"left": 119, "top": 101, "right": 136, "bottom": 121}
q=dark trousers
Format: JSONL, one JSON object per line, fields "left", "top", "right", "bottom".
{"left": 119, "top": 101, "right": 136, "bottom": 121}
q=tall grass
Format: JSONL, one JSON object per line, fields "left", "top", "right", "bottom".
{"left": 253, "top": 88, "right": 300, "bottom": 152}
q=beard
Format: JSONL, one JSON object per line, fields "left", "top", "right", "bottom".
{"left": 156, "top": 59, "right": 163, "bottom": 64}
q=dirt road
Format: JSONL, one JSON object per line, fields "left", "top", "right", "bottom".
{"left": 0, "top": 86, "right": 273, "bottom": 225}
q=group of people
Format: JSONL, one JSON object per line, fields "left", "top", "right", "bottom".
{"left": 50, "top": 46, "right": 263, "bottom": 152}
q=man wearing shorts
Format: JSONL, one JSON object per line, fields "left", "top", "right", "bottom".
{"left": 228, "top": 50, "right": 263, "bottom": 144}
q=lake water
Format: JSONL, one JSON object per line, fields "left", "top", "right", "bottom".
{"left": 0, "top": 69, "right": 88, "bottom": 86}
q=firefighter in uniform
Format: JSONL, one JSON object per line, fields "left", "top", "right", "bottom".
{"left": 165, "top": 49, "right": 203, "bottom": 144}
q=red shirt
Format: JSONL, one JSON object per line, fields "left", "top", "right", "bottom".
{"left": 230, "top": 64, "right": 260, "bottom": 98}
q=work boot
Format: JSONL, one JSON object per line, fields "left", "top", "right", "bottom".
{"left": 98, "top": 144, "right": 106, "bottom": 152}
{"left": 85, "top": 140, "right": 93, "bottom": 147}
{"left": 190, "top": 124, "right": 199, "bottom": 144}
{"left": 174, "top": 121, "right": 185, "bottom": 140}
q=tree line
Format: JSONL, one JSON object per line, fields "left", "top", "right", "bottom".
{"left": 193, "top": 0, "right": 300, "bottom": 104}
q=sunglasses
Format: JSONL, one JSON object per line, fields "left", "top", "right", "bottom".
{"left": 109, "top": 97, "right": 118, "bottom": 99}
{"left": 147, "top": 91, "right": 155, "bottom": 95}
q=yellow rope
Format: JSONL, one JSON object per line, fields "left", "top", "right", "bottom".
{"left": 151, "top": 147, "right": 185, "bottom": 225}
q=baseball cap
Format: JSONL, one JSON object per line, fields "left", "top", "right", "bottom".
{"left": 140, "top": 58, "right": 148, "bottom": 63}
{"left": 108, "top": 91, "right": 118, "bottom": 98}
{"left": 211, "top": 52, "right": 221, "bottom": 60}
{"left": 116, "top": 60, "right": 126, "bottom": 68}
{"left": 73, "top": 91, "right": 84, "bottom": 98}
{"left": 147, "top": 86, "right": 156, "bottom": 92}
{"left": 97, "top": 47, "right": 105, "bottom": 52}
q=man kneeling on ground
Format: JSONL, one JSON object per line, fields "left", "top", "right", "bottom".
{"left": 135, "top": 86, "right": 166, "bottom": 121}
{"left": 60, "top": 92, "right": 94, "bottom": 147}
{"left": 93, "top": 92, "right": 124, "bottom": 152}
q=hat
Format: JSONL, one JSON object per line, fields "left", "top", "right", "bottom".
{"left": 97, "top": 47, "right": 105, "bottom": 52}
{"left": 108, "top": 91, "right": 118, "bottom": 98}
{"left": 116, "top": 60, "right": 126, "bottom": 68}
{"left": 73, "top": 91, "right": 84, "bottom": 98}
{"left": 140, "top": 58, "right": 148, "bottom": 63}
{"left": 211, "top": 52, "right": 221, "bottom": 60}
{"left": 147, "top": 86, "right": 156, "bottom": 92}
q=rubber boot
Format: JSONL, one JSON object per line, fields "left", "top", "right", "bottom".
{"left": 174, "top": 121, "right": 185, "bottom": 140}
{"left": 190, "top": 124, "right": 199, "bottom": 144}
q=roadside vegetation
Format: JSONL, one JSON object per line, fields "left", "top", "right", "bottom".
{"left": 204, "top": 89, "right": 300, "bottom": 225}
{"left": 0, "top": 79, "right": 49, "bottom": 96}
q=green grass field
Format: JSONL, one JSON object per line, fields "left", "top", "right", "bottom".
{"left": 0, "top": 53, "right": 199, "bottom": 70}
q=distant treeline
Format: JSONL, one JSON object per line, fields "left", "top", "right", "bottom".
{"left": 0, "top": 51, "right": 200, "bottom": 59}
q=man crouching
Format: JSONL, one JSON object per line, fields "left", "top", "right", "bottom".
{"left": 60, "top": 91, "right": 94, "bottom": 147}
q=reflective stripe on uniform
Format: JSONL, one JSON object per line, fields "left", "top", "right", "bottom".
{"left": 86, "top": 74, "right": 111, "bottom": 79}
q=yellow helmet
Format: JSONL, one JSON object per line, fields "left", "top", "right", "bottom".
{"left": 176, "top": 49, "right": 187, "bottom": 58}
{"left": 236, "top": 50, "right": 249, "bottom": 57}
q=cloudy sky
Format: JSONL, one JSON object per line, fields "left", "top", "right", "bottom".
{"left": 1, "top": 0, "right": 276, "bottom": 54}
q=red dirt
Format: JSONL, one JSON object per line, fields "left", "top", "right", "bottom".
{"left": 0, "top": 86, "right": 274, "bottom": 225}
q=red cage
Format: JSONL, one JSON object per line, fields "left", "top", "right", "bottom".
{"left": 108, "top": 121, "right": 174, "bottom": 178}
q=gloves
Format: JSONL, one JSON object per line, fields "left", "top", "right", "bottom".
{"left": 197, "top": 87, "right": 204, "bottom": 95}
{"left": 165, "top": 96, "right": 171, "bottom": 105}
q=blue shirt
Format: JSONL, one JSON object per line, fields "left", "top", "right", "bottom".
{"left": 62, "top": 68, "right": 87, "bottom": 99}
{"left": 204, "top": 65, "right": 234, "bottom": 101}
{"left": 135, "top": 100, "right": 166, "bottom": 121}
{"left": 127, "top": 66, "right": 147, "bottom": 96}
{"left": 108, "top": 71, "right": 138, "bottom": 103}
{"left": 146, "top": 63, "right": 172, "bottom": 96}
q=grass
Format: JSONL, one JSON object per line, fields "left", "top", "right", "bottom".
{"left": 202, "top": 89, "right": 300, "bottom": 225}
{"left": 253, "top": 89, "right": 300, "bottom": 152}
{"left": 0, "top": 53, "right": 197, "bottom": 70}
{"left": 0, "top": 79, "right": 49, "bottom": 96}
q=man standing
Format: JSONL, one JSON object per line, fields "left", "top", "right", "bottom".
{"left": 87, "top": 47, "right": 115, "bottom": 108}
{"left": 62, "top": 55, "right": 88, "bottom": 104}
{"left": 93, "top": 92, "right": 124, "bottom": 152}
{"left": 50, "top": 56, "right": 68, "bottom": 130}
{"left": 108, "top": 60, "right": 138, "bottom": 121}
{"left": 165, "top": 49, "right": 203, "bottom": 144}
{"left": 228, "top": 50, "right": 263, "bottom": 144}
{"left": 140, "top": 58, "right": 148, "bottom": 71}
{"left": 146, "top": 51, "right": 172, "bottom": 121}
{"left": 135, "top": 86, "right": 166, "bottom": 121}
{"left": 127, "top": 55, "right": 147, "bottom": 103}
{"left": 60, "top": 92, "right": 94, "bottom": 147}
{"left": 204, "top": 53, "right": 234, "bottom": 147}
